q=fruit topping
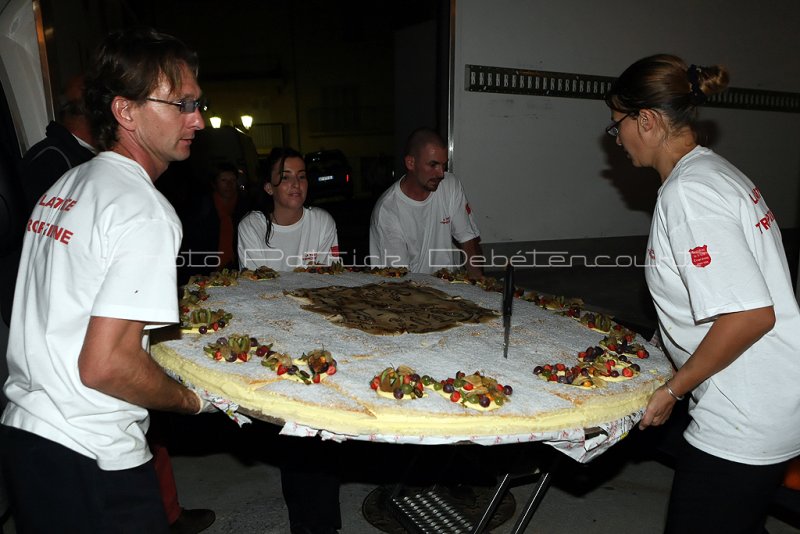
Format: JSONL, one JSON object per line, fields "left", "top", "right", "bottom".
{"left": 436, "top": 371, "right": 512, "bottom": 410}
{"left": 181, "top": 308, "right": 233, "bottom": 334}
{"left": 370, "top": 365, "right": 429, "bottom": 400}
{"left": 296, "top": 349, "right": 338, "bottom": 383}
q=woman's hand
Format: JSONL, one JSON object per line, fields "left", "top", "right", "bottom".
{"left": 639, "top": 386, "right": 677, "bottom": 430}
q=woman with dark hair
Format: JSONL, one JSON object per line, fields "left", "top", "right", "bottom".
{"left": 605, "top": 54, "right": 800, "bottom": 533}
{"left": 237, "top": 147, "right": 339, "bottom": 271}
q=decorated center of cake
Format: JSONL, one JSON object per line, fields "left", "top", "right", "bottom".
{"left": 151, "top": 271, "right": 673, "bottom": 441}
{"left": 285, "top": 279, "right": 498, "bottom": 334}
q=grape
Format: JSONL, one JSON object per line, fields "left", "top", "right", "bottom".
{"left": 393, "top": 388, "right": 404, "bottom": 399}
{"left": 503, "top": 385, "right": 513, "bottom": 396}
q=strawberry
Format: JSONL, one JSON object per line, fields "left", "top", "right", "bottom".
{"left": 622, "top": 367, "right": 634, "bottom": 377}
{"left": 463, "top": 382, "right": 474, "bottom": 391}
{"left": 277, "top": 365, "right": 287, "bottom": 375}
{"left": 370, "top": 377, "right": 380, "bottom": 390}
{"left": 450, "top": 391, "right": 461, "bottom": 402}
{"left": 637, "top": 349, "right": 649, "bottom": 359}
{"left": 313, "top": 373, "right": 321, "bottom": 384}
{"left": 326, "top": 365, "right": 337, "bottom": 376}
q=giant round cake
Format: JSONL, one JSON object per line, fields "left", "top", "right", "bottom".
{"left": 151, "top": 271, "right": 673, "bottom": 448}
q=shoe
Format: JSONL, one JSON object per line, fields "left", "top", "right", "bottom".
{"left": 169, "top": 508, "right": 216, "bottom": 534}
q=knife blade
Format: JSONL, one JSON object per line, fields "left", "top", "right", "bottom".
{"left": 502, "top": 263, "right": 514, "bottom": 358}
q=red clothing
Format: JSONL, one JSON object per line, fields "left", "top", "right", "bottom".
{"left": 213, "top": 191, "right": 237, "bottom": 268}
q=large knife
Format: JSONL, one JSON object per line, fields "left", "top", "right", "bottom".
{"left": 502, "top": 262, "right": 514, "bottom": 358}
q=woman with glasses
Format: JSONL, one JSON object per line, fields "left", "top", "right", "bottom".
{"left": 237, "top": 146, "right": 339, "bottom": 271}
{"left": 605, "top": 54, "right": 800, "bottom": 533}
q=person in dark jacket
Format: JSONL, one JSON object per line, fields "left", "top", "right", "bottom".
{"left": 19, "top": 74, "right": 96, "bottom": 213}
{"left": 178, "top": 161, "right": 248, "bottom": 283}
{"left": 0, "top": 75, "right": 95, "bottom": 326}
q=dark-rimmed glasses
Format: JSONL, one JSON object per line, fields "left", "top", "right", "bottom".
{"left": 145, "top": 97, "right": 207, "bottom": 114}
{"left": 605, "top": 114, "right": 634, "bottom": 137}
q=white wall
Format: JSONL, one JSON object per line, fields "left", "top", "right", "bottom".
{"left": 451, "top": 0, "right": 800, "bottom": 244}
{"left": 0, "top": 0, "right": 48, "bottom": 153}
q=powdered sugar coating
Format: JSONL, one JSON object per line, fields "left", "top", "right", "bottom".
{"left": 152, "top": 272, "right": 673, "bottom": 440}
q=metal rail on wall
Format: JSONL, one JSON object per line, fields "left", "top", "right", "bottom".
{"left": 465, "top": 64, "right": 800, "bottom": 113}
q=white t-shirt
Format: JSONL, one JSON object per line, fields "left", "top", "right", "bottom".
{"left": 645, "top": 145, "right": 800, "bottom": 465}
{"left": 368, "top": 173, "right": 480, "bottom": 273}
{"left": 2, "top": 151, "right": 182, "bottom": 471}
{"left": 237, "top": 207, "right": 339, "bottom": 271}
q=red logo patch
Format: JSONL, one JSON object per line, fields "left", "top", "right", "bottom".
{"left": 689, "top": 245, "right": 711, "bottom": 267}
{"left": 465, "top": 203, "right": 472, "bottom": 215}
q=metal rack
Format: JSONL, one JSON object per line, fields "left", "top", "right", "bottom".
{"left": 465, "top": 64, "right": 800, "bottom": 113}
{"left": 389, "top": 446, "right": 562, "bottom": 534}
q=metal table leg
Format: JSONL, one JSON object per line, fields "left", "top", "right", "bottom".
{"left": 508, "top": 452, "right": 561, "bottom": 533}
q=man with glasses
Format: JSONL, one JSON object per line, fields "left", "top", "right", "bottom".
{"left": 0, "top": 28, "right": 213, "bottom": 533}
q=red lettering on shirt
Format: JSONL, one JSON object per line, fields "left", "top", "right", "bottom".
{"left": 749, "top": 187, "right": 761, "bottom": 205}
{"left": 440, "top": 216, "right": 451, "bottom": 224}
{"left": 754, "top": 209, "right": 776, "bottom": 234}
{"left": 689, "top": 245, "right": 711, "bottom": 268}
{"left": 465, "top": 203, "right": 472, "bottom": 215}
{"left": 25, "top": 218, "right": 74, "bottom": 245}
{"left": 648, "top": 248, "right": 655, "bottom": 260}
{"left": 330, "top": 245, "right": 340, "bottom": 258}
{"left": 38, "top": 194, "right": 78, "bottom": 211}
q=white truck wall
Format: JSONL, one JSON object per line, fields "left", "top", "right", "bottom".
{"left": 451, "top": 0, "right": 800, "bottom": 245}
{"left": 0, "top": 0, "right": 48, "bottom": 153}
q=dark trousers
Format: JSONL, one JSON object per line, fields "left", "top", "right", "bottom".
{"left": 0, "top": 424, "right": 169, "bottom": 534}
{"left": 280, "top": 436, "right": 341, "bottom": 534}
{"left": 665, "top": 437, "right": 787, "bottom": 534}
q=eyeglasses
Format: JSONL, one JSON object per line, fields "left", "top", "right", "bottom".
{"left": 605, "top": 113, "right": 634, "bottom": 137}
{"left": 145, "top": 97, "right": 208, "bottom": 114}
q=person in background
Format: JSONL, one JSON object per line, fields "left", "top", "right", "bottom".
{"left": 369, "top": 127, "right": 483, "bottom": 277}
{"left": 0, "top": 27, "right": 216, "bottom": 533}
{"left": 605, "top": 54, "right": 800, "bottom": 533}
{"left": 238, "top": 146, "right": 339, "bottom": 271}
{"left": 19, "top": 74, "right": 96, "bottom": 212}
{"left": 0, "top": 75, "right": 97, "bottom": 327}
{"left": 181, "top": 161, "right": 247, "bottom": 278}
{"left": 238, "top": 145, "right": 342, "bottom": 533}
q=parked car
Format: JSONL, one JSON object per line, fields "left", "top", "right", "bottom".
{"left": 304, "top": 149, "right": 354, "bottom": 201}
